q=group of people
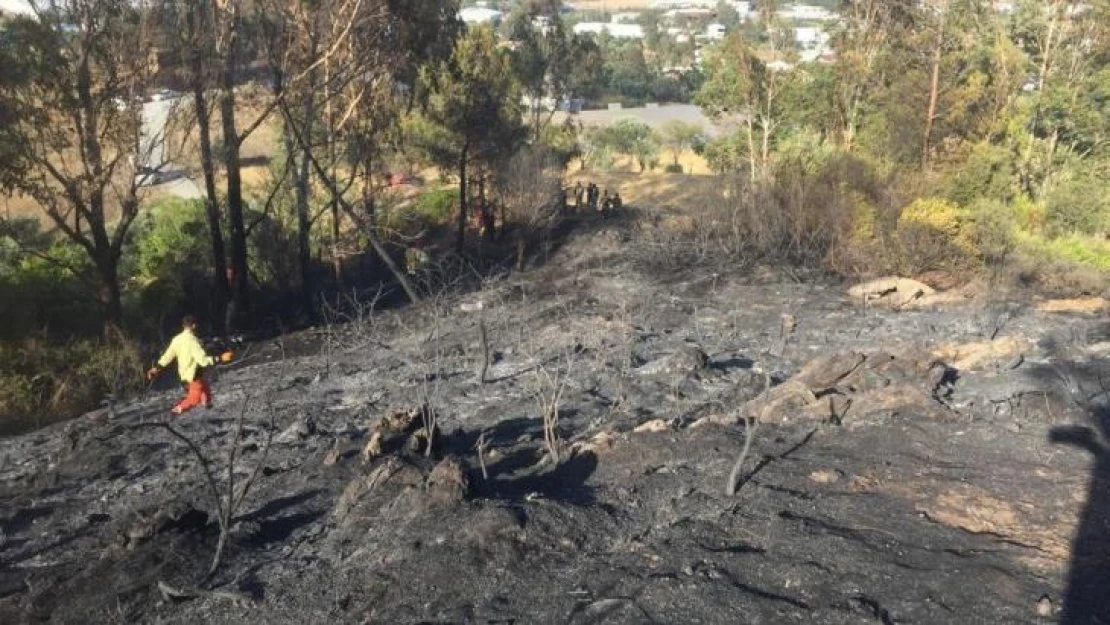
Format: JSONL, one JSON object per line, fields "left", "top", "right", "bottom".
{"left": 568, "top": 181, "right": 622, "bottom": 215}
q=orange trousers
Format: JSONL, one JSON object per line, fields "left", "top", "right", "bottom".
{"left": 172, "top": 378, "right": 212, "bottom": 414}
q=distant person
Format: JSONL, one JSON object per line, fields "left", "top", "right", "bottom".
{"left": 600, "top": 189, "right": 610, "bottom": 215}
{"left": 574, "top": 182, "right": 584, "bottom": 210}
{"left": 146, "top": 315, "right": 233, "bottom": 415}
{"left": 612, "top": 191, "right": 623, "bottom": 211}
{"left": 560, "top": 187, "right": 569, "bottom": 214}
{"left": 587, "top": 183, "right": 598, "bottom": 211}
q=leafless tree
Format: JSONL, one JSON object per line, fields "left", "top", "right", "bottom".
{"left": 494, "top": 145, "right": 564, "bottom": 271}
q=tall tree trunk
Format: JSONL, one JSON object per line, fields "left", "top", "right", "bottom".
{"left": 95, "top": 252, "right": 124, "bottom": 329}
{"left": 922, "top": 1, "right": 947, "bottom": 169}
{"left": 219, "top": 6, "right": 249, "bottom": 331}
{"left": 745, "top": 119, "right": 756, "bottom": 184}
{"left": 295, "top": 74, "right": 317, "bottom": 317}
{"left": 194, "top": 76, "right": 230, "bottom": 336}
{"left": 456, "top": 142, "right": 469, "bottom": 255}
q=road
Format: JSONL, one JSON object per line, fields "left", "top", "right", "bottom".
{"left": 139, "top": 96, "right": 203, "bottom": 199}
{"left": 553, "top": 103, "right": 742, "bottom": 138}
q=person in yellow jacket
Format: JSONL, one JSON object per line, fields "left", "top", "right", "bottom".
{"left": 146, "top": 315, "right": 233, "bottom": 415}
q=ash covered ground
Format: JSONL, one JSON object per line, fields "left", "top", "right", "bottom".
{"left": 2, "top": 214, "right": 1108, "bottom": 624}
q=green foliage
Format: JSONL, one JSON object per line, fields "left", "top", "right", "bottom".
{"left": 410, "top": 188, "right": 457, "bottom": 222}
{"left": 0, "top": 220, "right": 98, "bottom": 341}
{"left": 0, "top": 331, "right": 145, "bottom": 434}
{"left": 941, "top": 142, "right": 1016, "bottom": 207}
{"left": 659, "top": 120, "right": 705, "bottom": 166}
{"left": 590, "top": 118, "right": 660, "bottom": 171}
{"left": 417, "top": 26, "right": 526, "bottom": 175}
{"left": 132, "top": 198, "right": 210, "bottom": 286}
{"left": 968, "top": 198, "right": 1017, "bottom": 266}
{"left": 539, "top": 121, "right": 582, "bottom": 165}
{"left": 1043, "top": 173, "right": 1110, "bottom": 238}
{"left": 664, "top": 163, "right": 684, "bottom": 174}
{"left": 605, "top": 41, "right": 654, "bottom": 103}
{"left": 895, "top": 198, "right": 979, "bottom": 273}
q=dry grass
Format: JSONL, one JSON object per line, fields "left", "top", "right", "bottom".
{"left": 566, "top": 169, "right": 718, "bottom": 212}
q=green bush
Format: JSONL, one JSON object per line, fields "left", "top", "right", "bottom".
{"left": 895, "top": 197, "right": 979, "bottom": 273}
{"left": 0, "top": 331, "right": 145, "bottom": 435}
{"left": 131, "top": 197, "right": 210, "bottom": 286}
{"left": 410, "top": 188, "right": 457, "bottom": 222}
{"left": 941, "top": 142, "right": 1015, "bottom": 207}
{"left": 968, "top": 198, "right": 1017, "bottom": 266}
{"left": 664, "top": 163, "right": 684, "bottom": 174}
{"left": 1044, "top": 175, "right": 1109, "bottom": 238}
{"left": 0, "top": 222, "right": 98, "bottom": 341}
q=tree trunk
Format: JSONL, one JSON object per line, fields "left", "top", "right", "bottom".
{"left": 194, "top": 77, "right": 231, "bottom": 336}
{"left": 456, "top": 142, "right": 469, "bottom": 255}
{"left": 95, "top": 253, "right": 124, "bottom": 329}
{"left": 745, "top": 119, "right": 756, "bottom": 184}
{"left": 295, "top": 78, "right": 317, "bottom": 318}
{"left": 279, "top": 104, "right": 421, "bottom": 304}
{"left": 219, "top": 10, "right": 249, "bottom": 331}
{"left": 922, "top": 1, "right": 947, "bottom": 169}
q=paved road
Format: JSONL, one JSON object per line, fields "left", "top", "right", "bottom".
{"left": 139, "top": 96, "right": 203, "bottom": 199}
{"left": 554, "top": 103, "right": 743, "bottom": 138}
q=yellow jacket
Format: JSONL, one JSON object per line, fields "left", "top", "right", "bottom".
{"left": 157, "top": 329, "right": 216, "bottom": 382}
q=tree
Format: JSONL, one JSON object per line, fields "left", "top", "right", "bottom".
{"left": 418, "top": 26, "right": 525, "bottom": 254}
{"left": 157, "top": 0, "right": 233, "bottom": 333}
{"left": 0, "top": 1, "right": 160, "bottom": 328}
{"left": 659, "top": 120, "right": 705, "bottom": 168}
{"left": 716, "top": 1, "right": 742, "bottom": 30}
{"left": 591, "top": 119, "right": 660, "bottom": 172}
{"left": 827, "top": 0, "right": 914, "bottom": 151}
{"left": 605, "top": 41, "right": 654, "bottom": 103}
{"left": 274, "top": 0, "right": 460, "bottom": 304}
{"left": 508, "top": 6, "right": 602, "bottom": 139}
{"left": 697, "top": 30, "right": 790, "bottom": 181}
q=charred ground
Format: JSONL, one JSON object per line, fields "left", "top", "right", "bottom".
{"left": 1, "top": 213, "right": 1108, "bottom": 624}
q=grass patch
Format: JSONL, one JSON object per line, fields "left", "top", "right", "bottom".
{"left": 1018, "top": 232, "right": 1110, "bottom": 271}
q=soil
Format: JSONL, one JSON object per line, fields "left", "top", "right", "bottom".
{"left": 1, "top": 212, "right": 1108, "bottom": 624}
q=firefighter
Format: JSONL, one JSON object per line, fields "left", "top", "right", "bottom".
{"left": 146, "top": 315, "right": 233, "bottom": 415}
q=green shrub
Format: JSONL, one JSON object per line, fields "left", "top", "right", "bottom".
{"left": 941, "top": 142, "right": 1015, "bottom": 207}
{"left": 410, "top": 188, "right": 457, "bottom": 222}
{"left": 968, "top": 198, "right": 1017, "bottom": 266}
{"left": 0, "top": 331, "right": 145, "bottom": 435}
{"left": 1044, "top": 175, "right": 1109, "bottom": 238}
{"left": 131, "top": 197, "right": 210, "bottom": 286}
{"left": 664, "top": 163, "right": 684, "bottom": 174}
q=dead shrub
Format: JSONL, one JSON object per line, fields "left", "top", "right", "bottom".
{"left": 494, "top": 145, "right": 564, "bottom": 271}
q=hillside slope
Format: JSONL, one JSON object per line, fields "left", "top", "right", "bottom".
{"left": 1, "top": 214, "right": 1108, "bottom": 624}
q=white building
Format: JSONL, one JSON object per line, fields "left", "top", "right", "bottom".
{"left": 573, "top": 22, "right": 645, "bottom": 39}
{"left": 611, "top": 12, "right": 642, "bottom": 23}
{"left": 777, "top": 4, "right": 837, "bottom": 21}
{"left": 795, "top": 26, "right": 830, "bottom": 62}
{"left": 650, "top": 0, "right": 717, "bottom": 7}
{"left": 705, "top": 23, "right": 727, "bottom": 40}
{"left": 459, "top": 7, "right": 502, "bottom": 25}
